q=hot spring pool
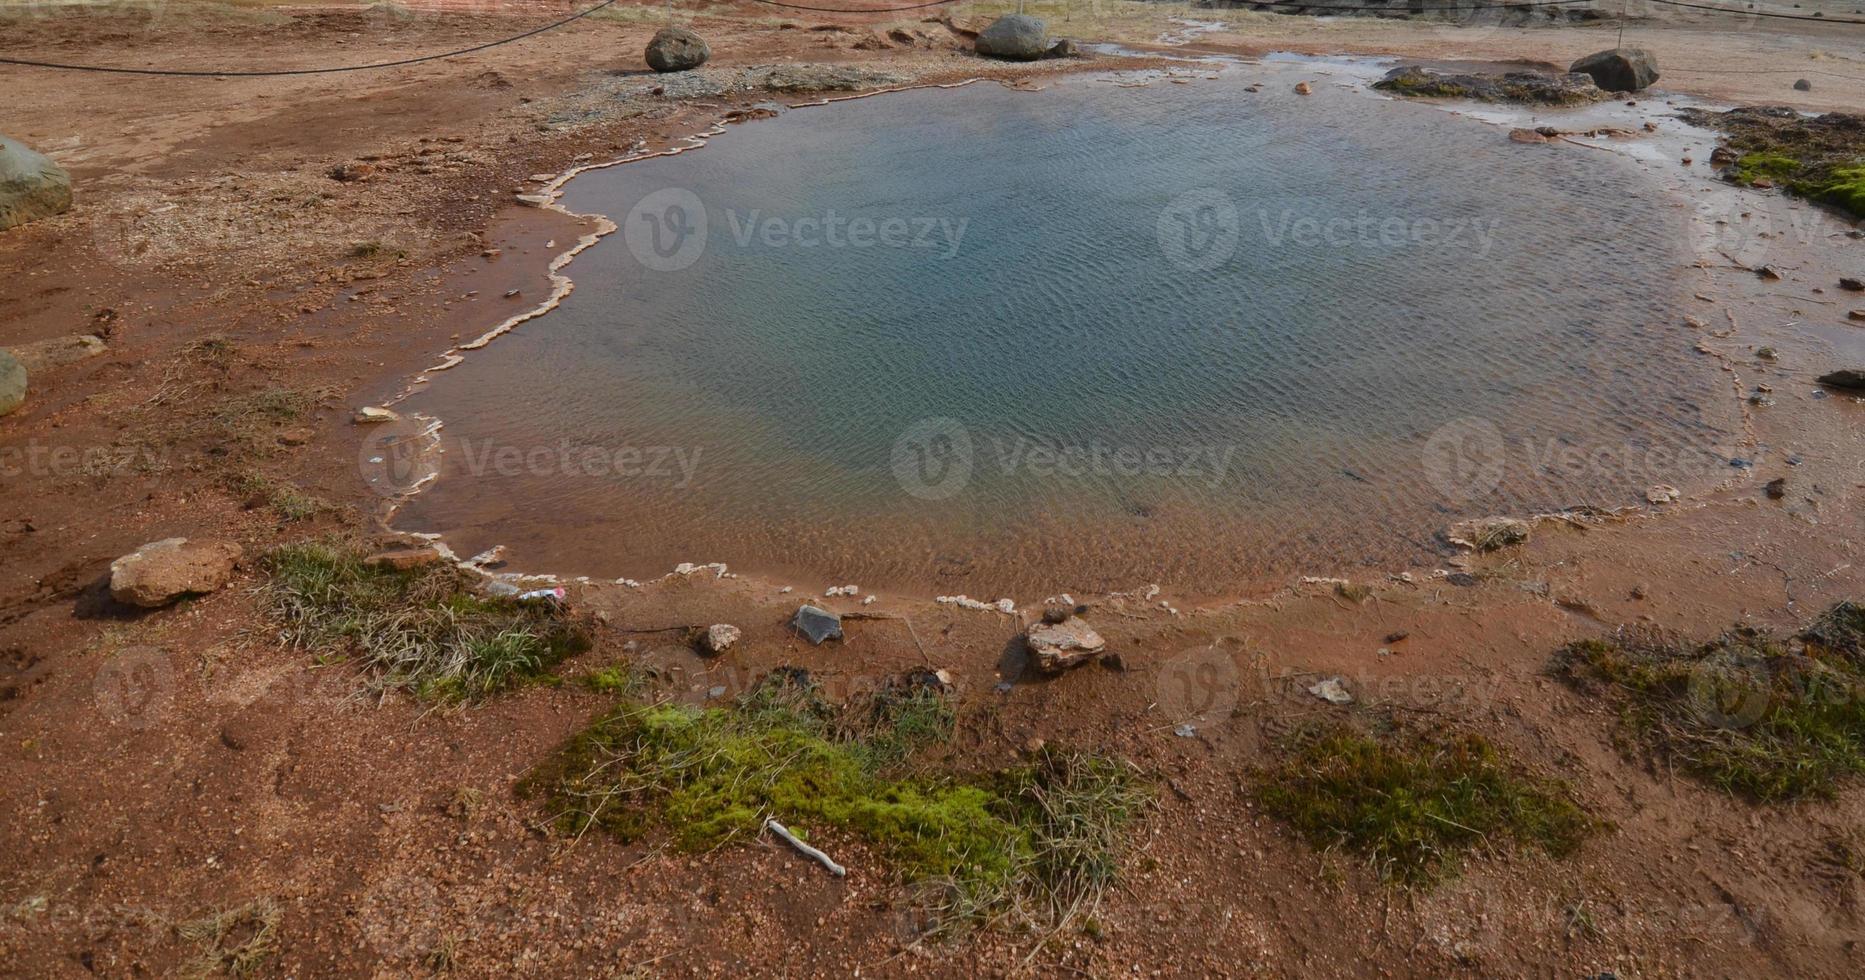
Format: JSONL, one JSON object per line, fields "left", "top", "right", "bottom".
{"left": 391, "top": 71, "right": 1739, "bottom": 597}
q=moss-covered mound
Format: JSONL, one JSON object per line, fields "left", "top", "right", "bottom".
{"left": 1682, "top": 106, "right": 1865, "bottom": 219}
{"left": 521, "top": 671, "right": 1148, "bottom": 927}
{"left": 1373, "top": 65, "right": 1607, "bottom": 106}
{"left": 1254, "top": 723, "right": 1596, "bottom": 887}
{"left": 1554, "top": 601, "right": 1865, "bottom": 801}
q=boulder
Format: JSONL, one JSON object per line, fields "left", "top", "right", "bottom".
{"left": 1569, "top": 48, "right": 1659, "bottom": 93}
{"left": 792, "top": 604, "right": 842, "bottom": 645}
{"left": 704, "top": 623, "right": 741, "bottom": 654}
{"left": 975, "top": 15, "right": 1047, "bottom": 61}
{"left": 0, "top": 350, "right": 23, "bottom": 418}
{"left": 1816, "top": 369, "right": 1865, "bottom": 391}
{"left": 0, "top": 135, "right": 73, "bottom": 232}
{"left": 646, "top": 27, "right": 710, "bottom": 73}
{"left": 1793, "top": 78, "right": 1812, "bottom": 92}
{"left": 1025, "top": 616, "right": 1106, "bottom": 673}
{"left": 109, "top": 538, "right": 243, "bottom": 608}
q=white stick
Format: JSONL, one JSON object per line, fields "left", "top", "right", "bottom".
{"left": 764, "top": 818, "right": 846, "bottom": 877}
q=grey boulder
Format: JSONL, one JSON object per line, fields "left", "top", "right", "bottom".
{"left": 975, "top": 15, "right": 1048, "bottom": 61}
{"left": 0, "top": 350, "right": 24, "bottom": 418}
{"left": 792, "top": 604, "right": 843, "bottom": 645}
{"left": 646, "top": 27, "right": 710, "bottom": 73}
{"left": 0, "top": 135, "right": 73, "bottom": 232}
{"left": 1569, "top": 48, "right": 1660, "bottom": 93}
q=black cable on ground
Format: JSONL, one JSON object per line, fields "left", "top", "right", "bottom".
{"left": 1644, "top": 0, "right": 1865, "bottom": 25}
{"left": 0, "top": 0, "right": 623, "bottom": 77}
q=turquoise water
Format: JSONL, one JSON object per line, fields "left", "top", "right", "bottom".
{"left": 397, "top": 74, "right": 1736, "bottom": 596}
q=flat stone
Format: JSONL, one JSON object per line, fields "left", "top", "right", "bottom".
{"left": 1816, "top": 369, "right": 1865, "bottom": 391}
{"left": 109, "top": 537, "right": 243, "bottom": 608}
{"left": 1026, "top": 616, "right": 1106, "bottom": 673}
{"left": 363, "top": 547, "right": 444, "bottom": 571}
{"left": 6, "top": 334, "right": 105, "bottom": 374}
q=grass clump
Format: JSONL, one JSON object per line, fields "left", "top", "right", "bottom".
{"left": 522, "top": 671, "right": 1146, "bottom": 929}
{"left": 1553, "top": 602, "right": 1865, "bottom": 802}
{"left": 178, "top": 898, "right": 280, "bottom": 979}
{"left": 259, "top": 540, "right": 590, "bottom": 701}
{"left": 1254, "top": 724, "right": 1596, "bottom": 887}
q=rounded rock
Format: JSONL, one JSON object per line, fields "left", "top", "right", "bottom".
{"left": 975, "top": 15, "right": 1048, "bottom": 61}
{"left": 0, "top": 135, "right": 74, "bottom": 232}
{"left": 646, "top": 27, "right": 710, "bottom": 73}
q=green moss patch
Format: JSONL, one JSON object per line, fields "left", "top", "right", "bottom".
{"left": 1553, "top": 601, "right": 1865, "bottom": 802}
{"left": 259, "top": 541, "right": 590, "bottom": 701}
{"left": 1254, "top": 724, "right": 1596, "bottom": 887}
{"left": 1683, "top": 106, "right": 1865, "bottom": 219}
{"left": 521, "top": 671, "right": 1147, "bottom": 927}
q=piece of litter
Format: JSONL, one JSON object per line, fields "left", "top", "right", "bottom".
{"left": 516, "top": 587, "right": 565, "bottom": 606}
{"left": 765, "top": 818, "right": 846, "bottom": 877}
{"left": 1173, "top": 723, "right": 1196, "bottom": 738}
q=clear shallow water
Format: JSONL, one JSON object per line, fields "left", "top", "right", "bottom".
{"left": 397, "top": 74, "right": 1738, "bottom": 597}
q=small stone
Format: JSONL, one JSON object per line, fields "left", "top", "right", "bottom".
{"left": 354, "top": 406, "right": 397, "bottom": 424}
{"left": 708, "top": 685, "right": 727, "bottom": 699}
{"left": 1646, "top": 484, "right": 1680, "bottom": 504}
{"left": 1793, "top": 78, "right": 1812, "bottom": 91}
{"left": 1293, "top": 81, "right": 1313, "bottom": 95}
{"left": 1022, "top": 736, "right": 1046, "bottom": 754}
{"left": 792, "top": 605, "right": 842, "bottom": 645}
{"left": 1099, "top": 652, "right": 1126, "bottom": 672}
{"left": 1383, "top": 631, "right": 1410, "bottom": 644}
{"left": 703, "top": 623, "right": 741, "bottom": 654}
{"left": 1308, "top": 677, "right": 1354, "bottom": 705}
{"left": 1840, "top": 277, "right": 1864, "bottom": 291}
{"left": 1631, "top": 584, "right": 1649, "bottom": 600}
{"left": 1764, "top": 478, "right": 1788, "bottom": 499}
{"left": 1172, "top": 723, "right": 1196, "bottom": 738}
{"left": 363, "top": 547, "right": 444, "bottom": 571}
